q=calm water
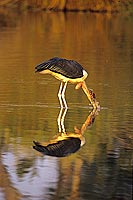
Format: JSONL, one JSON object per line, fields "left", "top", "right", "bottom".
{"left": 0, "top": 11, "right": 132, "bottom": 200}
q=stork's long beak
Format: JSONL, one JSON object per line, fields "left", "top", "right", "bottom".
{"left": 75, "top": 82, "right": 82, "bottom": 90}
{"left": 81, "top": 81, "right": 100, "bottom": 110}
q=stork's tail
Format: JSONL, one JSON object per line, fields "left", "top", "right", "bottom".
{"left": 33, "top": 141, "right": 48, "bottom": 153}
{"left": 35, "top": 57, "right": 60, "bottom": 72}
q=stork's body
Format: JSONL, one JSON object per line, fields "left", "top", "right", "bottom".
{"left": 35, "top": 57, "right": 99, "bottom": 109}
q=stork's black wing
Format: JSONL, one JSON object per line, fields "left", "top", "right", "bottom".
{"left": 35, "top": 57, "right": 84, "bottom": 79}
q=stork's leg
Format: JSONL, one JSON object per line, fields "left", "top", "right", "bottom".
{"left": 58, "top": 82, "right": 63, "bottom": 108}
{"left": 62, "top": 82, "right": 68, "bottom": 108}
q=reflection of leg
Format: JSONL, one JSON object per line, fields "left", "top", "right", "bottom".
{"left": 61, "top": 108, "right": 68, "bottom": 133}
{"left": 57, "top": 107, "right": 63, "bottom": 133}
{"left": 57, "top": 107, "right": 68, "bottom": 133}
{"left": 58, "top": 82, "right": 63, "bottom": 108}
{"left": 62, "top": 82, "right": 68, "bottom": 108}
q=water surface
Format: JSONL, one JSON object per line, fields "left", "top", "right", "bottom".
{"left": 0, "top": 11, "right": 132, "bottom": 200}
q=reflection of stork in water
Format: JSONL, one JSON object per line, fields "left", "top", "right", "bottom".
{"left": 33, "top": 107, "right": 99, "bottom": 157}
{"left": 35, "top": 57, "right": 100, "bottom": 109}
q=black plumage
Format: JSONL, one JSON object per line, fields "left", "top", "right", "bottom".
{"left": 33, "top": 138, "right": 81, "bottom": 157}
{"left": 35, "top": 57, "right": 84, "bottom": 79}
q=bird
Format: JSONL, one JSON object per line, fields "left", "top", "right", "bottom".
{"left": 35, "top": 57, "right": 99, "bottom": 109}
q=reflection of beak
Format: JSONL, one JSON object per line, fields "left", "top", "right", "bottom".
{"left": 74, "top": 126, "right": 81, "bottom": 134}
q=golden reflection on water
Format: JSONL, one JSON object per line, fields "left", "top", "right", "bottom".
{"left": 0, "top": 11, "right": 132, "bottom": 200}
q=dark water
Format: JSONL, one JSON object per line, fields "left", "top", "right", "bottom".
{"left": 0, "top": 11, "right": 132, "bottom": 200}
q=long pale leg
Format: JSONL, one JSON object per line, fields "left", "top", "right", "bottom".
{"left": 61, "top": 108, "right": 68, "bottom": 133}
{"left": 57, "top": 107, "right": 63, "bottom": 132}
{"left": 62, "top": 82, "right": 68, "bottom": 108}
{"left": 58, "top": 82, "right": 63, "bottom": 108}
{"left": 57, "top": 107, "right": 68, "bottom": 133}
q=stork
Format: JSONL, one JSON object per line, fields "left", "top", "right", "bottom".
{"left": 35, "top": 57, "right": 100, "bottom": 109}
